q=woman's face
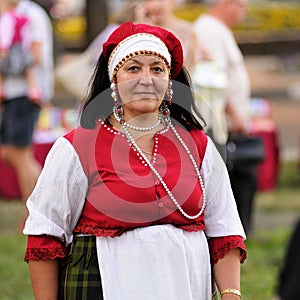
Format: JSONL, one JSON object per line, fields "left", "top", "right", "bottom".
{"left": 116, "top": 55, "right": 169, "bottom": 118}
{"left": 141, "top": 0, "right": 174, "bottom": 24}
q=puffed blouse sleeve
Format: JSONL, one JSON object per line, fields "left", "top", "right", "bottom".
{"left": 23, "top": 137, "right": 88, "bottom": 261}
{"left": 201, "top": 137, "right": 247, "bottom": 264}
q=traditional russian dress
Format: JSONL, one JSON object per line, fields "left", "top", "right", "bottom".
{"left": 24, "top": 122, "right": 246, "bottom": 299}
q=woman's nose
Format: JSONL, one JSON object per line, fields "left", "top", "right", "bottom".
{"left": 139, "top": 69, "right": 153, "bottom": 85}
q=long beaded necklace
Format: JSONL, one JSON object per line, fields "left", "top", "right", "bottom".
{"left": 118, "top": 112, "right": 206, "bottom": 220}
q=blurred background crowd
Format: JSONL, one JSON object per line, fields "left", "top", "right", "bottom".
{"left": 0, "top": 0, "right": 300, "bottom": 299}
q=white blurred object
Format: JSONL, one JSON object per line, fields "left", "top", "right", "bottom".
{"left": 191, "top": 60, "right": 228, "bottom": 144}
{"left": 249, "top": 97, "right": 272, "bottom": 119}
{"left": 287, "top": 83, "right": 300, "bottom": 101}
{"left": 50, "top": 0, "right": 85, "bottom": 18}
{"left": 192, "top": 60, "right": 228, "bottom": 89}
{"left": 55, "top": 23, "right": 119, "bottom": 101}
{"left": 55, "top": 50, "right": 93, "bottom": 101}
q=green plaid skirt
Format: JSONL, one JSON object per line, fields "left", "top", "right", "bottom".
{"left": 59, "top": 236, "right": 103, "bottom": 300}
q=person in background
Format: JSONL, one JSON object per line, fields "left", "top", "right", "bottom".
{"left": 135, "top": 0, "right": 198, "bottom": 70}
{"left": 275, "top": 218, "right": 300, "bottom": 300}
{"left": 193, "top": 0, "right": 257, "bottom": 235}
{"left": 24, "top": 22, "right": 246, "bottom": 299}
{"left": 18, "top": 0, "right": 54, "bottom": 104}
{"left": 0, "top": 0, "right": 53, "bottom": 219}
{"left": 0, "top": 0, "right": 40, "bottom": 103}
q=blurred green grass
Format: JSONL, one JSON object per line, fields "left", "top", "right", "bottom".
{"left": 0, "top": 160, "right": 299, "bottom": 300}
{"left": 0, "top": 200, "right": 33, "bottom": 300}
{"left": 242, "top": 228, "right": 291, "bottom": 300}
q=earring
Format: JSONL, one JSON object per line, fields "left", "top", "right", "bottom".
{"left": 167, "top": 79, "right": 173, "bottom": 107}
{"left": 110, "top": 80, "right": 119, "bottom": 107}
{"left": 113, "top": 105, "right": 124, "bottom": 123}
{"left": 111, "top": 79, "right": 124, "bottom": 123}
{"left": 160, "top": 79, "right": 172, "bottom": 122}
{"left": 160, "top": 100, "right": 170, "bottom": 127}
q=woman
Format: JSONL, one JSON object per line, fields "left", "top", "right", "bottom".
{"left": 24, "top": 22, "right": 246, "bottom": 299}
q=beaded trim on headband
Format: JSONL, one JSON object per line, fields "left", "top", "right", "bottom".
{"left": 110, "top": 50, "right": 171, "bottom": 82}
{"left": 108, "top": 33, "right": 171, "bottom": 81}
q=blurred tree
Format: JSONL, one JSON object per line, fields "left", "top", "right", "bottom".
{"left": 85, "top": 0, "right": 108, "bottom": 47}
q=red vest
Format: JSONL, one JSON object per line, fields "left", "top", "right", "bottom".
{"left": 64, "top": 122, "right": 208, "bottom": 237}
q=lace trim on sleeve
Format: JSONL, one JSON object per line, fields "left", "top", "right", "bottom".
{"left": 24, "top": 247, "right": 67, "bottom": 262}
{"left": 209, "top": 236, "right": 247, "bottom": 265}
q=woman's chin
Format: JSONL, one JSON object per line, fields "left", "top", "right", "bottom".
{"left": 124, "top": 98, "right": 162, "bottom": 113}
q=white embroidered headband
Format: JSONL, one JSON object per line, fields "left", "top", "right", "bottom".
{"left": 108, "top": 33, "right": 171, "bottom": 81}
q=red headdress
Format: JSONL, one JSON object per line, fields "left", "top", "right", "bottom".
{"left": 102, "top": 22, "right": 183, "bottom": 80}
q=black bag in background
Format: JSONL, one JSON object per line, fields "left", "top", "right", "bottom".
{"left": 226, "top": 133, "right": 265, "bottom": 170}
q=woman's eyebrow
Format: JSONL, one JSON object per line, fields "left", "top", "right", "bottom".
{"left": 125, "top": 58, "right": 165, "bottom": 65}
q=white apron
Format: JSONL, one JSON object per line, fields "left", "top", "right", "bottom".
{"left": 96, "top": 224, "right": 211, "bottom": 300}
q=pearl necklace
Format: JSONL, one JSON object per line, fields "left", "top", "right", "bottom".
{"left": 113, "top": 107, "right": 161, "bottom": 131}
{"left": 120, "top": 117, "right": 206, "bottom": 220}
{"left": 125, "top": 116, "right": 161, "bottom": 131}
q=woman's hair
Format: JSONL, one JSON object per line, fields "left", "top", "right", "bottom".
{"left": 79, "top": 54, "right": 205, "bottom": 131}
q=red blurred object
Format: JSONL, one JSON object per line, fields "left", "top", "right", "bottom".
{"left": 251, "top": 120, "right": 280, "bottom": 191}
{"left": 0, "top": 142, "right": 53, "bottom": 199}
{"left": 249, "top": 97, "right": 280, "bottom": 191}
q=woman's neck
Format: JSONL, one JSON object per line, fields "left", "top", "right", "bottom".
{"left": 110, "top": 112, "right": 164, "bottom": 139}
{"left": 110, "top": 112, "right": 159, "bottom": 127}
{"left": 125, "top": 113, "right": 159, "bottom": 127}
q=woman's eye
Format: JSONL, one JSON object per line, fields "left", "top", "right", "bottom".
{"left": 153, "top": 66, "right": 163, "bottom": 73}
{"left": 127, "top": 66, "right": 139, "bottom": 72}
